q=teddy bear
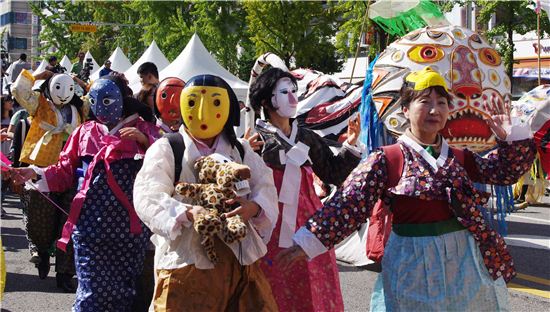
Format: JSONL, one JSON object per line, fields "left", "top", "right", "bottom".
{"left": 174, "top": 153, "right": 251, "bottom": 264}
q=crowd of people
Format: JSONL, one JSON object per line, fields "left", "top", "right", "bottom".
{"left": 0, "top": 49, "right": 544, "bottom": 312}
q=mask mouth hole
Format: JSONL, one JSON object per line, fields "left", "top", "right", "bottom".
{"left": 200, "top": 124, "right": 208, "bottom": 130}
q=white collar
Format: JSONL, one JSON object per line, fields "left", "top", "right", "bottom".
{"left": 398, "top": 134, "right": 449, "bottom": 171}
{"left": 256, "top": 119, "right": 299, "bottom": 146}
{"left": 178, "top": 127, "right": 235, "bottom": 161}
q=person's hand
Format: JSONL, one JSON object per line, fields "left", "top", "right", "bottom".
{"left": 0, "top": 128, "right": 12, "bottom": 142}
{"left": 483, "top": 95, "right": 511, "bottom": 140}
{"left": 9, "top": 167, "right": 37, "bottom": 185}
{"left": 185, "top": 205, "right": 207, "bottom": 223}
{"left": 244, "top": 127, "right": 264, "bottom": 152}
{"left": 119, "top": 127, "right": 149, "bottom": 147}
{"left": 275, "top": 245, "right": 307, "bottom": 270}
{"left": 33, "top": 70, "right": 54, "bottom": 81}
{"left": 224, "top": 197, "right": 261, "bottom": 222}
{"left": 346, "top": 114, "right": 361, "bottom": 146}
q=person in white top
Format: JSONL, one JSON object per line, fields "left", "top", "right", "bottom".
{"left": 133, "top": 74, "right": 279, "bottom": 311}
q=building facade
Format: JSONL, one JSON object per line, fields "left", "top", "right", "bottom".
{"left": 0, "top": 0, "right": 39, "bottom": 66}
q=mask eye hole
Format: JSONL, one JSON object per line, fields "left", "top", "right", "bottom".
{"left": 189, "top": 100, "right": 195, "bottom": 107}
{"left": 69, "top": 87, "right": 73, "bottom": 92}
{"left": 213, "top": 99, "right": 220, "bottom": 107}
{"left": 89, "top": 98, "right": 95, "bottom": 105}
{"left": 103, "top": 98, "right": 116, "bottom": 106}
{"left": 56, "top": 86, "right": 60, "bottom": 90}
{"left": 161, "top": 92, "right": 167, "bottom": 99}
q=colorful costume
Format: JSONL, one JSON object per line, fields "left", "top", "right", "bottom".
{"left": 11, "top": 70, "right": 83, "bottom": 285}
{"left": 256, "top": 119, "right": 360, "bottom": 311}
{"left": 134, "top": 75, "right": 279, "bottom": 311}
{"left": 294, "top": 131, "right": 535, "bottom": 311}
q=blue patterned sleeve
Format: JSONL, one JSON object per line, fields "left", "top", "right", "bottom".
{"left": 305, "top": 150, "right": 388, "bottom": 249}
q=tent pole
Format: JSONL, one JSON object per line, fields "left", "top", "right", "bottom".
{"left": 349, "top": 1, "right": 371, "bottom": 84}
{"left": 537, "top": 9, "right": 541, "bottom": 86}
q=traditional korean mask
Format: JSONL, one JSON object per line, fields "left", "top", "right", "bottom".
{"left": 180, "top": 80, "right": 230, "bottom": 139}
{"left": 271, "top": 77, "right": 298, "bottom": 118}
{"left": 48, "top": 74, "right": 75, "bottom": 106}
{"left": 88, "top": 78, "right": 123, "bottom": 127}
{"left": 156, "top": 77, "right": 185, "bottom": 122}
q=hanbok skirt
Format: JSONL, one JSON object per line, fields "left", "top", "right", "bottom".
{"left": 370, "top": 229, "right": 509, "bottom": 312}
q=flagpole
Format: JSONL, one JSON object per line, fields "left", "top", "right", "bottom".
{"left": 537, "top": 5, "right": 541, "bottom": 85}
{"left": 349, "top": 0, "right": 371, "bottom": 84}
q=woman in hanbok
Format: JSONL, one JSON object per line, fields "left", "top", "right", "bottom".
{"left": 11, "top": 74, "right": 161, "bottom": 311}
{"left": 279, "top": 67, "right": 537, "bottom": 311}
{"left": 248, "top": 68, "right": 363, "bottom": 312}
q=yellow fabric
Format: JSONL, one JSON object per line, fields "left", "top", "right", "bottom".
{"left": 180, "top": 86, "right": 230, "bottom": 139}
{"left": 10, "top": 69, "right": 40, "bottom": 115}
{"left": 154, "top": 237, "right": 278, "bottom": 312}
{"left": 405, "top": 66, "right": 449, "bottom": 91}
{"left": 1, "top": 236, "right": 5, "bottom": 301}
{"left": 19, "top": 96, "right": 81, "bottom": 167}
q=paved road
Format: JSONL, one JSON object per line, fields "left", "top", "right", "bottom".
{"left": 1, "top": 193, "right": 549, "bottom": 311}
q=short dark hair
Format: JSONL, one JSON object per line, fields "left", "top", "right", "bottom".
{"left": 249, "top": 67, "right": 297, "bottom": 119}
{"left": 19, "top": 53, "right": 27, "bottom": 61}
{"left": 137, "top": 62, "right": 158, "bottom": 79}
{"left": 399, "top": 84, "right": 452, "bottom": 109}
{"left": 48, "top": 55, "right": 57, "bottom": 63}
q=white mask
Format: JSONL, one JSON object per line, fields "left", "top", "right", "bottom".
{"left": 49, "top": 74, "right": 75, "bottom": 106}
{"left": 271, "top": 77, "right": 298, "bottom": 118}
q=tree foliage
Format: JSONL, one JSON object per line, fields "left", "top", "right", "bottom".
{"left": 243, "top": 0, "right": 343, "bottom": 73}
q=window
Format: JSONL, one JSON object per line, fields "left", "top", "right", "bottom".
{"left": 7, "top": 37, "right": 27, "bottom": 50}
{"left": 0, "top": 12, "right": 32, "bottom": 26}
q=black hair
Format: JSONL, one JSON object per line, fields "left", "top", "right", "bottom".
{"left": 103, "top": 74, "right": 154, "bottom": 122}
{"left": 20, "top": 53, "right": 27, "bottom": 61}
{"left": 137, "top": 62, "right": 158, "bottom": 79}
{"left": 249, "top": 67, "right": 297, "bottom": 120}
{"left": 183, "top": 74, "right": 240, "bottom": 148}
{"left": 399, "top": 84, "right": 452, "bottom": 109}
{"left": 48, "top": 55, "right": 57, "bottom": 63}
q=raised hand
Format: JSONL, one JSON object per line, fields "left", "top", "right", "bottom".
{"left": 244, "top": 127, "right": 264, "bottom": 152}
{"left": 346, "top": 114, "right": 361, "bottom": 146}
{"left": 483, "top": 95, "right": 511, "bottom": 140}
{"left": 9, "top": 167, "right": 37, "bottom": 185}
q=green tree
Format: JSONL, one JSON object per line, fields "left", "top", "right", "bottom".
{"left": 243, "top": 0, "right": 343, "bottom": 73}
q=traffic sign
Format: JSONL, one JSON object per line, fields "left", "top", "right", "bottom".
{"left": 69, "top": 24, "right": 97, "bottom": 33}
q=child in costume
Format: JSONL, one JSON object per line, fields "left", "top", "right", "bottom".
{"left": 280, "top": 67, "right": 537, "bottom": 311}
{"left": 248, "top": 67, "right": 363, "bottom": 312}
{"left": 11, "top": 69, "right": 84, "bottom": 290}
{"left": 11, "top": 74, "right": 161, "bottom": 311}
{"left": 133, "top": 74, "right": 279, "bottom": 311}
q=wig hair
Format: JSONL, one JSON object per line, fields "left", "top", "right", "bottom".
{"left": 183, "top": 74, "right": 241, "bottom": 148}
{"left": 399, "top": 83, "right": 452, "bottom": 109}
{"left": 249, "top": 67, "right": 297, "bottom": 120}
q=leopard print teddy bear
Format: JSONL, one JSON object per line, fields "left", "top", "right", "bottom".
{"left": 175, "top": 153, "right": 251, "bottom": 264}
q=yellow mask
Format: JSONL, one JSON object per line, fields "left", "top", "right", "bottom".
{"left": 180, "top": 86, "right": 230, "bottom": 139}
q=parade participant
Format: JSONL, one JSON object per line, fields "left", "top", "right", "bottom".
{"left": 154, "top": 77, "right": 185, "bottom": 133}
{"left": 133, "top": 74, "right": 279, "bottom": 311}
{"left": 136, "top": 62, "right": 159, "bottom": 110}
{"left": 278, "top": 67, "right": 537, "bottom": 311}
{"left": 10, "top": 69, "right": 85, "bottom": 291}
{"left": 11, "top": 74, "right": 160, "bottom": 311}
{"left": 248, "top": 67, "right": 362, "bottom": 311}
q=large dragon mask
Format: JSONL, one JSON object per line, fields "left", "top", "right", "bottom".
{"left": 372, "top": 25, "right": 511, "bottom": 152}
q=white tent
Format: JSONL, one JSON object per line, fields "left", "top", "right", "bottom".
{"left": 334, "top": 56, "right": 369, "bottom": 84}
{"left": 126, "top": 40, "right": 170, "bottom": 93}
{"left": 90, "top": 47, "right": 132, "bottom": 80}
{"left": 32, "top": 59, "right": 48, "bottom": 90}
{"left": 60, "top": 55, "right": 72, "bottom": 73}
{"left": 156, "top": 34, "right": 248, "bottom": 100}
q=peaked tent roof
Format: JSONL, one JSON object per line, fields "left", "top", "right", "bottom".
{"left": 90, "top": 47, "right": 133, "bottom": 80}
{"left": 60, "top": 55, "right": 72, "bottom": 73}
{"left": 126, "top": 40, "right": 170, "bottom": 92}
{"left": 32, "top": 59, "right": 48, "bottom": 90}
{"left": 155, "top": 34, "right": 248, "bottom": 100}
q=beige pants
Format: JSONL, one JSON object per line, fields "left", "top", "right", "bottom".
{"left": 154, "top": 238, "right": 278, "bottom": 312}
